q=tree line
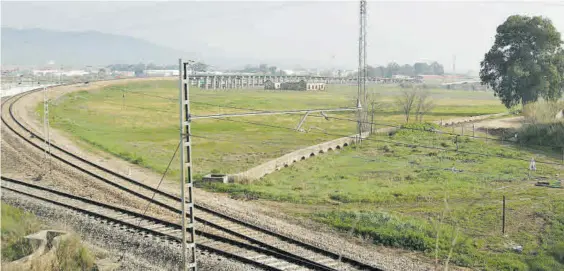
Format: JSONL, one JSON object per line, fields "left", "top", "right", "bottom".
{"left": 238, "top": 64, "right": 287, "bottom": 75}
{"left": 364, "top": 61, "right": 445, "bottom": 78}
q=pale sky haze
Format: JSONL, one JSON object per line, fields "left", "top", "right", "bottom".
{"left": 2, "top": 1, "right": 564, "bottom": 72}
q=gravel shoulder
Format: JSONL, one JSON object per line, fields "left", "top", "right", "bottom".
{"left": 1, "top": 191, "right": 260, "bottom": 271}
{"left": 10, "top": 80, "right": 442, "bottom": 271}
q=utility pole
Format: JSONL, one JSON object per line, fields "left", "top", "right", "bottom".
{"left": 453, "top": 55, "right": 456, "bottom": 74}
{"left": 370, "top": 101, "right": 375, "bottom": 133}
{"left": 178, "top": 59, "right": 197, "bottom": 271}
{"left": 43, "top": 86, "right": 51, "bottom": 171}
{"left": 357, "top": 0, "right": 367, "bottom": 142}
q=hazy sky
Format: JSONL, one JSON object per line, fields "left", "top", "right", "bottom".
{"left": 2, "top": 1, "right": 564, "bottom": 71}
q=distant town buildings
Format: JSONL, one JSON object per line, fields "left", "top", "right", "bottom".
{"left": 32, "top": 69, "right": 90, "bottom": 76}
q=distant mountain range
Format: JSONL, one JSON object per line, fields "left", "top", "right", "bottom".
{"left": 1, "top": 27, "right": 199, "bottom": 67}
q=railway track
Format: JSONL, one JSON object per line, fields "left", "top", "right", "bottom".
{"left": 2, "top": 176, "right": 324, "bottom": 271}
{"left": 1, "top": 86, "right": 383, "bottom": 271}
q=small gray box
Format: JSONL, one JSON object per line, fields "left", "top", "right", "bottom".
{"left": 202, "top": 174, "right": 229, "bottom": 184}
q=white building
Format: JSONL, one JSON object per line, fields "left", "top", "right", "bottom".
{"left": 144, "top": 70, "right": 179, "bottom": 77}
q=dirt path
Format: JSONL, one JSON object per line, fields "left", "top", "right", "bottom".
{"left": 10, "top": 80, "right": 443, "bottom": 271}
{"left": 471, "top": 116, "right": 524, "bottom": 130}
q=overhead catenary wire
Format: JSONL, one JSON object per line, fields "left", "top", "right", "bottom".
{"left": 118, "top": 139, "right": 181, "bottom": 262}
{"left": 205, "top": 114, "right": 563, "bottom": 166}
{"left": 181, "top": 99, "right": 563, "bottom": 150}
{"left": 107, "top": 92, "right": 560, "bottom": 162}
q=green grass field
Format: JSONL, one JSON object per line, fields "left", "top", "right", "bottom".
{"left": 39, "top": 79, "right": 564, "bottom": 270}
{"left": 42, "top": 79, "right": 506, "bottom": 178}
{"left": 206, "top": 124, "right": 564, "bottom": 270}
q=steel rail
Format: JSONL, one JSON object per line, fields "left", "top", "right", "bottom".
{"left": 1, "top": 84, "right": 383, "bottom": 271}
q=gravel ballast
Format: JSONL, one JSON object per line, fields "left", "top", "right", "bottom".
{"left": 5, "top": 82, "right": 440, "bottom": 271}
{"left": 1, "top": 191, "right": 262, "bottom": 271}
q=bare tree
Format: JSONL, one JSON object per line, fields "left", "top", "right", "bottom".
{"left": 415, "top": 90, "right": 435, "bottom": 122}
{"left": 366, "top": 92, "right": 389, "bottom": 132}
{"left": 396, "top": 88, "right": 418, "bottom": 123}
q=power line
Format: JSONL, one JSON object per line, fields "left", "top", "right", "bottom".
{"left": 103, "top": 101, "right": 175, "bottom": 113}
{"left": 119, "top": 139, "right": 181, "bottom": 262}
{"left": 124, "top": 90, "right": 176, "bottom": 101}
{"left": 178, "top": 99, "right": 563, "bottom": 150}
{"left": 206, "top": 114, "right": 563, "bottom": 166}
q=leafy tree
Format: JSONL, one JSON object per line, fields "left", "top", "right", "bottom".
{"left": 259, "top": 64, "right": 268, "bottom": 73}
{"left": 480, "top": 15, "right": 564, "bottom": 108}
{"left": 268, "top": 66, "right": 277, "bottom": 75}
{"left": 400, "top": 64, "right": 414, "bottom": 76}
{"left": 430, "top": 62, "right": 444, "bottom": 75}
{"left": 133, "top": 63, "right": 145, "bottom": 77}
{"left": 192, "top": 62, "right": 208, "bottom": 72}
{"left": 386, "top": 62, "right": 400, "bottom": 78}
{"left": 365, "top": 65, "right": 379, "bottom": 77}
{"left": 377, "top": 66, "right": 386, "bottom": 78}
{"left": 414, "top": 62, "right": 430, "bottom": 75}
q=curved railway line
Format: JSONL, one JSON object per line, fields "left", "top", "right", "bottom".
{"left": 1, "top": 85, "right": 383, "bottom": 271}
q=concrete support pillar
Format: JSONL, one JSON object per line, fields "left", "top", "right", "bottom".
{"left": 211, "top": 76, "right": 216, "bottom": 89}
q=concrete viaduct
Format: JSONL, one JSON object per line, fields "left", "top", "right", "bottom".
{"left": 187, "top": 74, "right": 420, "bottom": 90}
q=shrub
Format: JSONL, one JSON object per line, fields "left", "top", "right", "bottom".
{"left": 517, "top": 122, "right": 564, "bottom": 148}
{"left": 1, "top": 203, "right": 41, "bottom": 261}
{"left": 523, "top": 101, "right": 564, "bottom": 124}
{"left": 54, "top": 235, "right": 96, "bottom": 271}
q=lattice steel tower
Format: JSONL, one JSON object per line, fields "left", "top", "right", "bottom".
{"left": 179, "top": 59, "right": 197, "bottom": 271}
{"left": 357, "top": 0, "right": 368, "bottom": 137}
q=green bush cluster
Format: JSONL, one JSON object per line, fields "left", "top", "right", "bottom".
{"left": 1, "top": 203, "right": 41, "bottom": 261}
{"left": 54, "top": 235, "right": 96, "bottom": 271}
{"left": 518, "top": 122, "right": 564, "bottom": 148}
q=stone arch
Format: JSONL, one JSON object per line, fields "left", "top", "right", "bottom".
{"left": 284, "top": 164, "right": 289, "bottom": 168}
{"left": 310, "top": 153, "right": 315, "bottom": 157}
{"left": 336, "top": 145, "right": 341, "bottom": 149}
{"left": 319, "top": 150, "right": 324, "bottom": 154}
{"left": 327, "top": 148, "right": 333, "bottom": 151}
{"left": 301, "top": 156, "right": 306, "bottom": 160}
{"left": 293, "top": 160, "right": 297, "bottom": 163}
{"left": 343, "top": 142, "right": 349, "bottom": 147}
